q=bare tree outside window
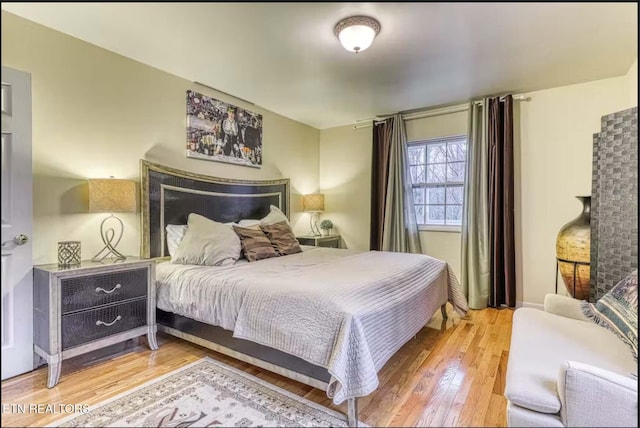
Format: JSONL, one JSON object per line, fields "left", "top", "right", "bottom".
{"left": 408, "top": 136, "right": 467, "bottom": 227}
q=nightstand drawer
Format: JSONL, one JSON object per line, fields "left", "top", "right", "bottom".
{"left": 317, "top": 239, "right": 340, "bottom": 249}
{"left": 61, "top": 299, "right": 147, "bottom": 349}
{"left": 297, "top": 235, "right": 341, "bottom": 248}
{"left": 61, "top": 268, "right": 148, "bottom": 314}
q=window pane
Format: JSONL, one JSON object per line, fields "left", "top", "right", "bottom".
{"left": 426, "top": 187, "right": 445, "bottom": 204}
{"left": 408, "top": 145, "right": 425, "bottom": 166}
{"left": 427, "top": 164, "right": 446, "bottom": 183}
{"left": 413, "top": 188, "right": 425, "bottom": 204}
{"left": 446, "top": 161, "right": 465, "bottom": 182}
{"left": 446, "top": 185, "right": 464, "bottom": 204}
{"left": 427, "top": 143, "right": 446, "bottom": 163}
{"left": 426, "top": 205, "right": 445, "bottom": 225}
{"left": 410, "top": 165, "right": 425, "bottom": 184}
{"left": 414, "top": 205, "right": 425, "bottom": 224}
{"left": 446, "top": 205, "right": 463, "bottom": 224}
{"left": 409, "top": 138, "right": 468, "bottom": 227}
{"left": 447, "top": 141, "right": 467, "bottom": 162}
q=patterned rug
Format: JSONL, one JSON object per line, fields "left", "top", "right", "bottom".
{"left": 52, "top": 357, "right": 360, "bottom": 427}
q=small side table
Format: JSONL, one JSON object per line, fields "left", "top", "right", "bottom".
{"left": 33, "top": 257, "right": 157, "bottom": 388}
{"left": 297, "top": 234, "right": 341, "bottom": 249}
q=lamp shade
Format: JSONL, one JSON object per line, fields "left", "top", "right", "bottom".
{"left": 88, "top": 179, "right": 137, "bottom": 213}
{"left": 303, "top": 193, "right": 325, "bottom": 212}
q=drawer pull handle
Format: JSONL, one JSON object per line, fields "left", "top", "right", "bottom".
{"left": 96, "top": 315, "right": 122, "bottom": 327}
{"left": 95, "top": 284, "right": 122, "bottom": 294}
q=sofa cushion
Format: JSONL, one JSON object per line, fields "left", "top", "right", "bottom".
{"left": 507, "top": 401, "right": 564, "bottom": 428}
{"left": 505, "top": 307, "right": 637, "bottom": 414}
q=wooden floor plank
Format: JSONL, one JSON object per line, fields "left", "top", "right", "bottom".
{"left": 484, "top": 393, "right": 508, "bottom": 428}
{"left": 388, "top": 316, "right": 470, "bottom": 426}
{"left": 412, "top": 323, "right": 474, "bottom": 427}
{"left": 1, "top": 307, "right": 513, "bottom": 427}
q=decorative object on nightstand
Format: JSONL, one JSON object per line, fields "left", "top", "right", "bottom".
{"left": 302, "top": 193, "right": 325, "bottom": 236}
{"left": 297, "top": 234, "right": 341, "bottom": 249}
{"left": 88, "top": 178, "right": 137, "bottom": 262}
{"left": 320, "top": 219, "right": 334, "bottom": 236}
{"left": 555, "top": 196, "right": 591, "bottom": 300}
{"left": 57, "top": 241, "right": 81, "bottom": 267}
{"left": 33, "top": 257, "right": 157, "bottom": 388}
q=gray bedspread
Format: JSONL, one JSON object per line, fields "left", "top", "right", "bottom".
{"left": 156, "top": 247, "right": 469, "bottom": 404}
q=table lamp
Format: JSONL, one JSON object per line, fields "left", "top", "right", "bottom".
{"left": 303, "top": 193, "right": 324, "bottom": 236}
{"left": 88, "top": 178, "right": 137, "bottom": 262}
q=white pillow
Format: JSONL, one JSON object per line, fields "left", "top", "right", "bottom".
{"left": 260, "top": 205, "right": 289, "bottom": 226}
{"left": 238, "top": 219, "right": 261, "bottom": 228}
{"left": 171, "top": 214, "right": 241, "bottom": 266}
{"left": 166, "top": 224, "right": 188, "bottom": 257}
{"left": 166, "top": 222, "right": 238, "bottom": 256}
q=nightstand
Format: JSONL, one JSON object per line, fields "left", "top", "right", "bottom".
{"left": 296, "top": 234, "right": 341, "bottom": 248}
{"left": 33, "top": 257, "right": 157, "bottom": 388}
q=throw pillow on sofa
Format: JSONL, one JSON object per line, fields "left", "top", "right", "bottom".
{"left": 582, "top": 270, "right": 638, "bottom": 360}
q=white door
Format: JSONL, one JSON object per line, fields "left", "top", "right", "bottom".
{"left": 1, "top": 66, "right": 33, "bottom": 380}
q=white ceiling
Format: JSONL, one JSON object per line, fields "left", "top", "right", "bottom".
{"left": 2, "top": 3, "right": 637, "bottom": 129}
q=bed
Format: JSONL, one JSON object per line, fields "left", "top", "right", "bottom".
{"left": 140, "top": 160, "right": 469, "bottom": 426}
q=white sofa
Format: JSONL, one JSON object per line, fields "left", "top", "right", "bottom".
{"left": 505, "top": 294, "right": 638, "bottom": 427}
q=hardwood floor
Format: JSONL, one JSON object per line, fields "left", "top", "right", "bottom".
{"left": 0, "top": 306, "right": 513, "bottom": 427}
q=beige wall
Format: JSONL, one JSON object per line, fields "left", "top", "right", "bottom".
{"left": 318, "top": 125, "right": 372, "bottom": 251}
{"left": 624, "top": 58, "right": 637, "bottom": 108}
{"left": 404, "top": 110, "right": 468, "bottom": 141}
{"left": 2, "top": 12, "right": 320, "bottom": 264}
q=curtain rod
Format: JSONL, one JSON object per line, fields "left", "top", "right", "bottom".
{"left": 353, "top": 95, "right": 530, "bottom": 129}
{"left": 471, "top": 94, "right": 530, "bottom": 106}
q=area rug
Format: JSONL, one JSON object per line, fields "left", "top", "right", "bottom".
{"left": 52, "top": 357, "right": 360, "bottom": 427}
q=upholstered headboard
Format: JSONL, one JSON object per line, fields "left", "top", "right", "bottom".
{"left": 590, "top": 107, "right": 638, "bottom": 301}
{"left": 140, "top": 160, "right": 289, "bottom": 258}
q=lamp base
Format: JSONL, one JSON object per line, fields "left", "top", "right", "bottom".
{"left": 92, "top": 214, "right": 127, "bottom": 262}
{"left": 309, "top": 212, "right": 321, "bottom": 236}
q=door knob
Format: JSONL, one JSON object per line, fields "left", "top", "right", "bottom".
{"left": 13, "top": 234, "right": 28, "bottom": 245}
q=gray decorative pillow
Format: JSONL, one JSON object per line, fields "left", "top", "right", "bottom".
{"left": 261, "top": 221, "right": 302, "bottom": 256}
{"left": 582, "top": 270, "right": 638, "bottom": 360}
{"left": 233, "top": 225, "right": 279, "bottom": 262}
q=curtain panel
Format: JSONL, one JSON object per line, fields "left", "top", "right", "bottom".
{"left": 370, "top": 114, "right": 422, "bottom": 254}
{"left": 461, "top": 95, "right": 516, "bottom": 309}
{"left": 488, "top": 95, "right": 516, "bottom": 308}
{"left": 382, "top": 114, "right": 422, "bottom": 253}
{"left": 370, "top": 118, "right": 393, "bottom": 250}
{"left": 461, "top": 100, "right": 491, "bottom": 309}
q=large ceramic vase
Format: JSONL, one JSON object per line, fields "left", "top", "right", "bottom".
{"left": 556, "top": 196, "right": 591, "bottom": 300}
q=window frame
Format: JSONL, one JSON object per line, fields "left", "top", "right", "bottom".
{"left": 408, "top": 135, "right": 467, "bottom": 232}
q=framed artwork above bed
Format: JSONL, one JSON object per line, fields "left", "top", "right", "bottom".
{"left": 139, "top": 160, "right": 288, "bottom": 258}
{"left": 186, "top": 90, "right": 263, "bottom": 168}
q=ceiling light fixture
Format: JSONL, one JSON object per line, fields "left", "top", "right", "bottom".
{"left": 334, "top": 16, "right": 381, "bottom": 54}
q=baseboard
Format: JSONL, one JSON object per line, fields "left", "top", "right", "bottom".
{"left": 516, "top": 301, "right": 544, "bottom": 310}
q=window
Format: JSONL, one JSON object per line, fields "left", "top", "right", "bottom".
{"left": 408, "top": 136, "right": 467, "bottom": 228}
